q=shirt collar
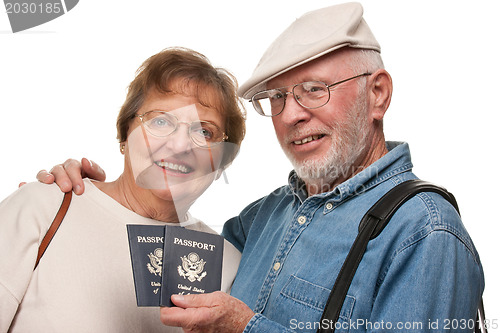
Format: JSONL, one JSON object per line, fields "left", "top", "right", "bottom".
{"left": 288, "top": 141, "right": 413, "bottom": 202}
{"left": 288, "top": 171, "right": 308, "bottom": 202}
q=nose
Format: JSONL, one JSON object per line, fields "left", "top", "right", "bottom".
{"left": 278, "top": 91, "right": 312, "bottom": 127}
{"left": 164, "top": 122, "right": 193, "bottom": 153}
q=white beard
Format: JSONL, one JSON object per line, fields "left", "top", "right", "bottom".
{"left": 283, "top": 89, "right": 370, "bottom": 187}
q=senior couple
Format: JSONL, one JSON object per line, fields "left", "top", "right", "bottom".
{"left": 1, "top": 2, "right": 483, "bottom": 332}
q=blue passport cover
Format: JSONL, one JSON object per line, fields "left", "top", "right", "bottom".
{"left": 126, "top": 225, "right": 165, "bottom": 306}
{"left": 127, "top": 225, "right": 224, "bottom": 307}
{"left": 160, "top": 226, "right": 224, "bottom": 307}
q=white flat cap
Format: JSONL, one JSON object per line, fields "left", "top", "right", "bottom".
{"left": 238, "top": 2, "right": 380, "bottom": 99}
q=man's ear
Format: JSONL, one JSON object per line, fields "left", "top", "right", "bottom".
{"left": 368, "top": 69, "right": 392, "bottom": 121}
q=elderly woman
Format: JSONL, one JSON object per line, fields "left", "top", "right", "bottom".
{"left": 0, "top": 47, "right": 245, "bottom": 332}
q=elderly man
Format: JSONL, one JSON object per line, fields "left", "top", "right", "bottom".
{"left": 38, "top": 3, "right": 483, "bottom": 332}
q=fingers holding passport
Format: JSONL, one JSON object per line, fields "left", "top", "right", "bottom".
{"left": 160, "top": 291, "right": 254, "bottom": 333}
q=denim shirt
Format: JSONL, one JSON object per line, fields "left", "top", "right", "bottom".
{"left": 222, "top": 142, "right": 484, "bottom": 333}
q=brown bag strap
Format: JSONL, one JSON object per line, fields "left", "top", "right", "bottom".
{"left": 34, "top": 191, "right": 72, "bottom": 270}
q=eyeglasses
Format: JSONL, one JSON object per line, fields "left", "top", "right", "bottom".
{"left": 250, "top": 73, "right": 372, "bottom": 117}
{"left": 135, "top": 111, "right": 228, "bottom": 148}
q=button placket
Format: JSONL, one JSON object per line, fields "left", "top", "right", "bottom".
{"left": 297, "top": 215, "right": 307, "bottom": 225}
{"left": 254, "top": 201, "right": 317, "bottom": 313}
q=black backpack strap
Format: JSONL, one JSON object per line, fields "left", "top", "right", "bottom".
{"left": 360, "top": 179, "right": 459, "bottom": 239}
{"left": 317, "top": 179, "right": 467, "bottom": 333}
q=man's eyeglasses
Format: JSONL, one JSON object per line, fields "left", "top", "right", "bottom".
{"left": 250, "top": 73, "right": 372, "bottom": 117}
{"left": 136, "top": 111, "right": 228, "bottom": 148}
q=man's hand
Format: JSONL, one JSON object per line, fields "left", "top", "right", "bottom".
{"left": 160, "top": 291, "right": 254, "bottom": 333}
{"left": 35, "top": 158, "right": 106, "bottom": 195}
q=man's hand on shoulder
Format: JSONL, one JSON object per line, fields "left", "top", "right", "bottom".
{"left": 32, "top": 158, "right": 106, "bottom": 195}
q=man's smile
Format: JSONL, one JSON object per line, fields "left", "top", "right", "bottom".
{"left": 292, "top": 134, "right": 326, "bottom": 146}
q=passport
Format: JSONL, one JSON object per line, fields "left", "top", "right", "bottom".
{"left": 127, "top": 224, "right": 224, "bottom": 307}
{"left": 126, "top": 225, "right": 165, "bottom": 306}
{"left": 160, "top": 226, "right": 224, "bottom": 307}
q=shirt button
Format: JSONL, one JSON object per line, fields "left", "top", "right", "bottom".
{"left": 297, "top": 216, "right": 307, "bottom": 224}
{"left": 273, "top": 262, "right": 281, "bottom": 271}
{"left": 326, "top": 202, "right": 333, "bottom": 210}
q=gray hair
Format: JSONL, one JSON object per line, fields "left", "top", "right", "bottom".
{"left": 347, "top": 49, "right": 385, "bottom": 89}
{"left": 348, "top": 49, "right": 385, "bottom": 73}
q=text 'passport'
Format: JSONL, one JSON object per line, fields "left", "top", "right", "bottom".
{"left": 127, "top": 224, "right": 224, "bottom": 307}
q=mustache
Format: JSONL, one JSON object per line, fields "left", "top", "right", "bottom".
{"left": 284, "top": 127, "right": 330, "bottom": 141}
{"left": 282, "top": 123, "right": 350, "bottom": 143}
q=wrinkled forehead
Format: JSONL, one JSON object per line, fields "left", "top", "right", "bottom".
{"left": 266, "top": 49, "right": 353, "bottom": 89}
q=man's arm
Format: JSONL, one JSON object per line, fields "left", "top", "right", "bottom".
{"left": 160, "top": 292, "right": 297, "bottom": 333}
{"left": 369, "top": 227, "right": 483, "bottom": 332}
{"left": 221, "top": 195, "right": 270, "bottom": 252}
{"left": 35, "top": 158, "right": 106, "bottom": 195}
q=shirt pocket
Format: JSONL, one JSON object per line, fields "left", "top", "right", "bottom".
{"left": 274, "top": 274, "right": 355, "bottom": 332}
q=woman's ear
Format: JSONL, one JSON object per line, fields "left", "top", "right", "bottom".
{"left": 368, "top": 69, "right": 393, "bottom": 121}
{"left": 120, "top": 142, "right": 126, "bottom": 154}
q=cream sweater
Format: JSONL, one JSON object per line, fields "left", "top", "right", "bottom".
{"left": 0, "top": 179, "right": 241, "bottom": 333}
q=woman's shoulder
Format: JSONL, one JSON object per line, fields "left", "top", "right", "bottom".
{"left": 0, "top": 183, "right": 70, "bottom": 247}
{"left": 4, "top": 182, "right": 64, "bottom": 203}
{"left": 0, "top": 182, "right": 67, "bottom": 218}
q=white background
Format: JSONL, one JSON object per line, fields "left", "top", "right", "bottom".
{"left": 1, "top": 0, "right": 498, "bottom": 325}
